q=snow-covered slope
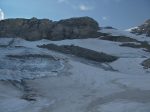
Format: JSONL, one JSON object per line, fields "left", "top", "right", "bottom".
{"left": 0, "top": 28, "right": 150, "bottom": 112}
{"left": 125, "top": 27, "right": 138, "bottom": 32}
{"left": 100, "top": 28, "right": 150, "bottom": 42}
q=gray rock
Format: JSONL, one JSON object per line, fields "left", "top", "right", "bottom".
{"left": 141, "top": 58, "right": 150, "bottom": 69}
{"left": 38, "top": 44, "right": 118, "bottom": 62}
{"left": 131, "top": 19, "right": 150, "bottom": 37}
{"left": 0, "top": 17, "right": 99, "bottom": 41}
{"left": 0, "top": 17, "right": 54, "bottom": 40}
{"left": 100, "top": 35, "right": 138, "bottom": 42}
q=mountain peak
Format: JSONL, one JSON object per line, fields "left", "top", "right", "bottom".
{"left": 131, "top": 19, "right": 150, "bottom": 36}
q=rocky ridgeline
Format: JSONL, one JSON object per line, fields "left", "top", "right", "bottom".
{"left": 0, "top": 17, "right": 99, "bottom": 41}
{"left": 131, "top": 19, "right": 150, "bottom": 36}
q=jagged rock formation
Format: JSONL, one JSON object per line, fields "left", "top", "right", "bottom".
{"left": 131, "top": 19, "right": 150, "bottom": 36}
{"left": 0, "top": 17, "right": 99, "bottom": 41}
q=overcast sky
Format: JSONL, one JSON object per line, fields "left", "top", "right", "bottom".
{"left": 0, "top": 0, "right": 150, "bottom": 29}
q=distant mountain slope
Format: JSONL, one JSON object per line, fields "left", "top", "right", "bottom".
{"left": 100, "top": 27, "right": 150, "bottom": 42}
{"left": 131, "top": 19, "right": 150, "bottom": 36}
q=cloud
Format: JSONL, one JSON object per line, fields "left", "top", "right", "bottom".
{"left": 57, "top": 0, "right": 75, "bottom": 8}
{"left": 79, "top": 4, "right": 93, "bottom": 11}
{"left": 57, "top": 0, "right": 93, "bottom": 11}
{"left": 0, "top": 9, "right": 4, "bottom": 20}
{"left": 102, "top": 16, "right": 108, "bottom": 20}
{"left": 57, "top": 0, "right": 67, "bottom": 3}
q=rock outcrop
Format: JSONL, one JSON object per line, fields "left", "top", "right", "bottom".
{"left": 141, "top": 58, "right": 150, "bottom": 69}
{"left": 131, "top": 19, "right": 150, "bottom": 36}
{"left": 38, "top": 44, "right": 118, "bottom": 62}
{"left": 100, "top": 35, "right": 138, "bottom": 42}
{"left": 0, "top": 17, "right": 99, "bottom": 41}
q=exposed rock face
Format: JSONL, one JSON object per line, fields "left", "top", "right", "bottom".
{"left": 0, "top": 17, "right": 99, "bottom": 41}
{"left": 141, "top": 58, "right": 150, "bottom": 69}
{"left": 38, "top": 44, "right": 118, "bottom": 62}
{"left": 100, "top": 35, "right": 138, "bottom": 42}
{"left": 120, "top": 41, "right": 150, "bottom": 52}
{"left": 0, "top": 17, "right": 53, "bottom": 40}
{"left": 102, "top": 26, "right": 116, "bottom": 30}
{"left": 131, "top": 19, "right": 150, "bottom": 36}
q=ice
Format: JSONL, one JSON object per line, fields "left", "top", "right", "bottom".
{"left": 100, "top": 28, "right": 150, "bottom": 42}
{"left": 0, "top": 29, "right": 150, "bottom": 112}
{"left": 97, "top": 100, "right": 150, "bottom": 112}
{"left": 44, "top": 38, "right": 150, "bottom": 58}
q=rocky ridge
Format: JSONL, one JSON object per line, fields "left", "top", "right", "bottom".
{"left": 0, "top": 17, "right": 99, "bottom": 41}
{"left": 131, "top": 19, "right": 150, "bottom": 36}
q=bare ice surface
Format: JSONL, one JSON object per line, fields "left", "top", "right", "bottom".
{"left": 0, "top": 30, "right": 150, "bottom": 112}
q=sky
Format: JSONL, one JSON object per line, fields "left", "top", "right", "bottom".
{"left": 0, "top": 0, "right": 150, "bottom": 29}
